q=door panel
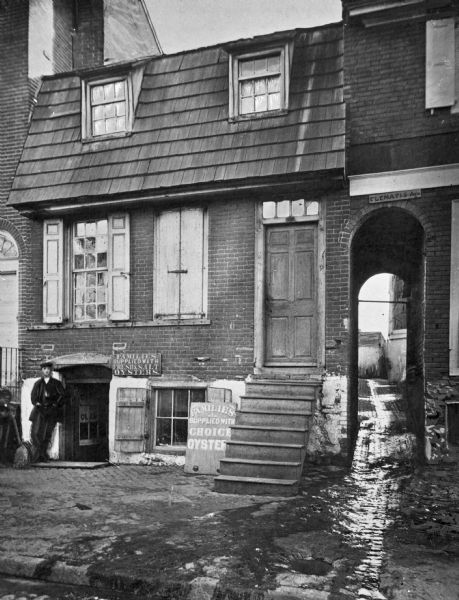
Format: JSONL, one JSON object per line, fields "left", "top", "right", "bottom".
{"left": 265, "top": 224, "right": 317, "bottom": 365}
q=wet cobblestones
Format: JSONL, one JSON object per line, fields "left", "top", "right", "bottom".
{"left": 0, "top": 379, "right": 423, "bottom": 599}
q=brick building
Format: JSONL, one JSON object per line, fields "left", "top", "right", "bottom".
{"left": 6, "top": 0, "right": 459, "bottom": 492}
{"left": 343, "top": 0, "right": 459, "bottom": 460}
{"left": 8, "top": 20, "right": 348, "bottom": 492}
{"left": 0, "top": 0, "right": 160, "bottom": 399}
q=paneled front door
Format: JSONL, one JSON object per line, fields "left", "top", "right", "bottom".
{"left": 264, "top": 224, "right": 317, "bottom": 366}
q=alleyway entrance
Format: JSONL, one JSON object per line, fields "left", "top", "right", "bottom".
{"left": 350, "top": 208, "right": 425, "bottom": 458}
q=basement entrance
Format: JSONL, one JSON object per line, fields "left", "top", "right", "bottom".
{"left": 59, "top": 365, "right": 110, "bottom": 462}
{"left": 350, "top": 208, "right": 425, "bottom": 458}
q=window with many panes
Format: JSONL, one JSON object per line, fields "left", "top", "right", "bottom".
{"left": 43, "top": 215, "right": 130, "bottom": 324}
{"left": 154, "top": 388, "right": 206, "bottom": 447}
{"left": 239, "top": 53, "right": 281, "bottom": 115}
{"left": 73, "top": 219, "right": 108, "bottom": 321}
{"left": 229, "top": 43, "right": 290, "bottom": 120}
{"left": 82, "top": 76, "right": 132, "bottom": 140}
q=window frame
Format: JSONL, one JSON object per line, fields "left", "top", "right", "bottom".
{"left": 81, "top": 74, "right": 134, "bottom": 142}
{"left": 43, "top": 214, "right": 130, "bottom": 325}
{"left": 152, "top": 386, "right": 207, "bottom": 450}
{"left": 229, "top": 42, "right": 291, "bottom": 121}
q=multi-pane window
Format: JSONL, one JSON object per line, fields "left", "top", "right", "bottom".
{"left": 262, "top": 199, "right": 319, "bottom": 220}
{"left": 43, "top": 215, "right": 130, "bottom": 324}
{"left": 155, "top": 388, "right": 206, "bottom": 447}
{"left": 229, "top": 43, "right": 290, "bottom": 119}
{"left": 90, "top": 79, "right": 127, "bottom": 136}
{"left": 73, "top": 220, "right": 108, "bottom": 321}
{"left": 79, "top": 401, "right": 102, "bottom": 446}
{"left": 239, "top": 54, "right": 281, "bottom": 115}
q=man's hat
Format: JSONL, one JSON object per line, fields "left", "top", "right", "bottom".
{"left": 40, "top": 360, "right": 54, "bottom": 369}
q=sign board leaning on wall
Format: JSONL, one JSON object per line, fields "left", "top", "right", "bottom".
{"left": 184, "top": 402, "right": 236, "bottom": 475}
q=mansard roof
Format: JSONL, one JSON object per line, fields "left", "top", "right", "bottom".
{"left": 9, "top": 24, "right": 344, "bottom": 209}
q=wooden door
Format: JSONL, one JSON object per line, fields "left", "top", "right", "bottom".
{"left": 264, "top": 224, "right": 317, "bottom": 366}
{"left": 64, "top": 382, "right": 109, "bottom": 461}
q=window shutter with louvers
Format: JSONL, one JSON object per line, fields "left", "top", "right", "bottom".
{"left": 108, "top": 214, "right": 130, "bottom": 321}
{"left": 426, "top": 18, "right": 455, "bottom": 109}
{"left": 43, "top": 219, "right": 64, "bottom": 323}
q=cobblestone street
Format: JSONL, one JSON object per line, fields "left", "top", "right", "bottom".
{"left": 0, "top": 380, "right": 457, "bottom": 599}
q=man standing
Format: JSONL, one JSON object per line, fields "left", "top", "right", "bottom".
{"left": 29, "top": 361, "right": 66, "bottom": 461}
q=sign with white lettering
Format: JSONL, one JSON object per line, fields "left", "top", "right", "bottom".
{"left": 111, "top": 353, "right": 161, "bottom": 377}
{"left": 184, "top": 402, "right": 236, "bottom": 474}
{"left": 369, "top": 189, "right": 421, "bottom": 204}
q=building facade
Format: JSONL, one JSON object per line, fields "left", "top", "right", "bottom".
{"left": 0, "top": 0, "right": 160, "bottom": 402}
{"left": 6, "top": 0, "right": 459, "bottom": 491}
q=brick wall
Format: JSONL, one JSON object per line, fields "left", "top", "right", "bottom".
{"left": 344, "top": 18, "right": 459, "bottom": 173}
{"left": 22, "top": 198, "right": 256, "bottom": 380}
{"left": 53, "top": 0, "right": 73, "bottom": 72}
{"left": 72, "top": 0, "right": 103, "bottom": 69}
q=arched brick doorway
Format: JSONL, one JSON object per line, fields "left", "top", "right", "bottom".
{"left": 350, "top": 208, "right": 425, "bottom": 458}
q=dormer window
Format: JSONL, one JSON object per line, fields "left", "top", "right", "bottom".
{"left": 229, "top": 42, "right": 291, "bottom": 120}
{"left": 82, "top": 75, "right": 133, "bottom": 141}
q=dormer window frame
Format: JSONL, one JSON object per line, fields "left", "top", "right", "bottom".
{"left": 228, "top": 41, "right": 291, "bottom": 121}
{"left": 81, "top": 72, "right": 134, "bottom": 142}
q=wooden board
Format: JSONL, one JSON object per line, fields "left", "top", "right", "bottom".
{"left": 184, "top": 402, "right": 236, "bottom": 475}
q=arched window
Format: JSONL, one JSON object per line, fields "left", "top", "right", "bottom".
{"left": 0, "top": 231, "right": 19, "bottom": 259}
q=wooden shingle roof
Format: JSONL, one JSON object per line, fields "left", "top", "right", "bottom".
{"left": 9, "top": 24, "right": 344, "bottom": 208}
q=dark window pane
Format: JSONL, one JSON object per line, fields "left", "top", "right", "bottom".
{"left": 157, "top": 390, "right": 172, "bottom": 417}
{"left": 191, "top": 389, "right": 205, "bottom": 403}
{"left": 173, "top": 419, "right": 188, "bottom": 445}
{"left": 174, "top": 389, "right": 188, "bottom": 417}
{"left": 156, "top": 418, "right": 171, "bottom": 445}
{"left": 80, "top": 423, "right": 89, "bottom": 440}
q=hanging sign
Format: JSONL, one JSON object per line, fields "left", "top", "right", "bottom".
{"left": 185, "top": 402, "right": 236, "bottom": 475}
{"left": 369, "top": 189, "right": 421, "bottom": 204}
{"left": 111, "top": 353, "right": 161, "bottom": 377}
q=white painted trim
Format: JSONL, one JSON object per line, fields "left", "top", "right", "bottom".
{"left": 348, "top": 0, "right": 422, "bottom": 16}
{"left": 450, "top": 201, "right": 459, "bottom": 375}
{"left": 349, "top": 163, "right": 459, "bottom": 197}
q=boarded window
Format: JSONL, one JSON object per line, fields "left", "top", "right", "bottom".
{"left": 154, "top": 208, "right": 207, "bottom": 320}
{"left": 426, "top": 19, "right": 455, "bottom": 109}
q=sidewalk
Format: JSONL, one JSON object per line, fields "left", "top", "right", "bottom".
{"left": 0, "top": 381, "right": 458, "bottom": 600}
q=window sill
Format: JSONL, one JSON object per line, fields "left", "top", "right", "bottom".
{"left": 229, "top": 108, "right": 288, "bottom": 122}
{"left": 152, "top": 447, "right": 186, "bottom": 455}
{"left": 81, "top": 130, "right": 132, "bottom": 145}
{"left": 28, "top": 319, "right": 211, "bottom": 331}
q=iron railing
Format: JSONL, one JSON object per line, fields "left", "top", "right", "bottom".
{"left": 0, "top": 347, "right": 22, "bottom": 404}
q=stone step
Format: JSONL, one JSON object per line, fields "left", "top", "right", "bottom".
{"left": 225, "top": 440, "right": 304, "bottom": 462}
{"left": 230, "top": 425, "right": 308, "bottom": 444}
{"left": 236, "top": 409, "right": 311, "bottom": 428}
{"left": 214, "top": 474, "right": 298, "bottom": 496}
{"left": 240, "top": 395, "right": 314, "bottom": 413}
{"left": 245, "top": 379, "right": 320, "bottom": 398}
{"left": 219, "top": 457, "right": 302, "bottom": 480}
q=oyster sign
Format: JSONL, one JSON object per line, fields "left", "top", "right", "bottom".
{"left": 184, "top": 402, "right": 236, "bottom": 474}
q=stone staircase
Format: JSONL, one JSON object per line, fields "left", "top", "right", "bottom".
{"left": 214, "top": 377, "right": 321, "bottom": 496}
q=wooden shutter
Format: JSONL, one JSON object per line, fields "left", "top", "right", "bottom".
{"left": 108, "top": 214, "right": 130, "bottom": 321}
{"left": 450, "top": 201, "right": 459, "bottom": 375}
{"left": 154, "top": 210, "right": 180, "bottom": 318}
{"left": 426, "top": 19, "right": 455, "bottom": 109}
{"left": 114, "top": 388, "right": 148, "bottom": 452}
{"left": 180, "top": 208, "right": 207, "bottom": 318}
{"left": 43, "top": 219, "right": 64, "bottom": 323}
